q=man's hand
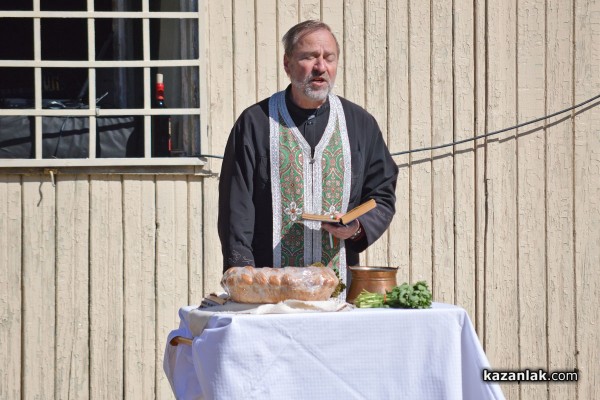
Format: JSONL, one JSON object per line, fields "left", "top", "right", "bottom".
{"left": 321, "top": 218, "right": 361, "bottom": 240}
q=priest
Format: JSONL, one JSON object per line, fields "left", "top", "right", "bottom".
{"left": 218, "top": 20, "right": 399, "bottom": 291}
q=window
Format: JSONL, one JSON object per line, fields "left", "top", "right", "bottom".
{"left": 0, "top": 0, "right": 203, "bottom": 166}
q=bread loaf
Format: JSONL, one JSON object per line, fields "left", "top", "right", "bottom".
{"left": 221, "top": 266, "right": 339, "bottom": 303}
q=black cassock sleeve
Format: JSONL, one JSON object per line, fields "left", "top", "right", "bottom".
{"left": 218, "top": 103, "right": 268, "bottom": 270}
{"left": 342, "top": 100, "right": 399, "bottom": 256}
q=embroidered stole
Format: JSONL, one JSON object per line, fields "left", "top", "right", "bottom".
{"left": 269, "top": 91, "right": 352, "bottom": 289}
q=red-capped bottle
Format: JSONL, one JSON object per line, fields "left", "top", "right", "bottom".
{"left": 153, "top": 73, "right": 172, "bottom": 156}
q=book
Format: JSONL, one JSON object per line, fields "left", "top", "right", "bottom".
{"left": 301, "top": 199, "right": 377, "bottom": 225}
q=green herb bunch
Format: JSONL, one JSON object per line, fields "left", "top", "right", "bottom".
{"left": 327, "top": 264, "right": 346, "bottom": 298}
{"left": 354, "top": 281, "right": 432, "bottom": 309}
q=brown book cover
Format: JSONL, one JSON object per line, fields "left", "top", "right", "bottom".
{"left": 301, "top": 199, "right": 377, "bottom": 225}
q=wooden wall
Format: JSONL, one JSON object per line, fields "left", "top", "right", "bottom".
{"left": 1, "top": 0, "right": 599, "bottom": 398}
{"left": 0, "top": 173, "right": 205, "bottom": 399}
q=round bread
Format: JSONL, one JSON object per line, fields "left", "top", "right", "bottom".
{"left": 221, "top": 266, "right": 339, "bottom": 303}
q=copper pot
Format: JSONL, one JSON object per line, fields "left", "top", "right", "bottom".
{"left": 347, "top": 266, "right": 398, "bottom": 304}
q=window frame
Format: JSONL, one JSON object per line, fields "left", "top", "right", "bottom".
{"left": 0, "top": 2, "right": 207, "bottom": 168}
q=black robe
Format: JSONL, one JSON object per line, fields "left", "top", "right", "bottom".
{"left": 218, "top": 87, "right": 399, "bottom": 271}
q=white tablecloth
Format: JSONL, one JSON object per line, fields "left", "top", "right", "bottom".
{"left": 164, "top": 302, "right": 504, "bottom": 400}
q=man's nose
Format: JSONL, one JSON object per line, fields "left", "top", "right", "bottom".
{"left": 313, "top": 57, "right": 327, "bottom": 72}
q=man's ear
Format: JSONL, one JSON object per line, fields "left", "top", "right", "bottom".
{"left": 283, "top": 54, "right": 290, "bottom": 75}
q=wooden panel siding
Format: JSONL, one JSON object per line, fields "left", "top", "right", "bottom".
{"left": 22, "top": 176, "right": 56, "bottom": 399}
{"left": 453, "top": 0, "right": 477, "bottom": 322}
{"left": 517, "top": 1, "right": 548, "bottom": 399}
{"left": 0, "top": 175, "right": 21, "bottom": 399}
{"left": 546, "top": 0, "right": 577, "bottom": 399}
{"left": 574, "top": 1, "right": 600, "bottom": 399}
{"left": 387, "top": 0, "right": 411, "bottom": 284}
{"left": 55, "top": 175, "right": 90, "bottom": 399}
{"left": 485, "top": 1, "right": 519, "bottom": 398}
{"left": 0, "top": 1, "right": 598, "bottom": 398}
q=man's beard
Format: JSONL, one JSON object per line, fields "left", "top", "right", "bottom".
{"left": 291, "top": 74, "right": 335, "bottom": 103}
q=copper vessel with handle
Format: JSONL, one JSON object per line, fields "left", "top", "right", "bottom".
{"left": 346, "top": 266, "right": 398, "bottom": 304}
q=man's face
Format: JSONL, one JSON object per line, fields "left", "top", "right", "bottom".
{"left": 284, "top": 29, "right": 338, "bottom": 108}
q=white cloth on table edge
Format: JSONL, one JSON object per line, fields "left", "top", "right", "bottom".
{"left": 164, "top": 298, "right": 352, "bottom": 400}
{"left": 164, "top": 302, "right": 505, "bottom": 400}
{"left": 171, "top": 298, "right": 352, "bottom": 340}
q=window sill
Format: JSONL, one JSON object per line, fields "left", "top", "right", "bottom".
{"left": 0, "top": 157, "right": 213, "bottom": 176}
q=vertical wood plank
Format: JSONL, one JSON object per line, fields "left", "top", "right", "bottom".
{"left": 55, "top": 175, "right": 90, "bottom": 400}
{"left": 474, "top": 0, "right": 488, "bottom": 338}
{"left": 431, "top": 0, "right": 455, "bottom": 304}
{"left": 485, "top": 0, "right": 519, "bottom": 398}
{"left": 123, "top": 176, "right": 156, "bottom": 400}
{"left": 155, "top": 176, "right": 189, "bottom": 399}
{"left": 409, "top": 0, "right": 433, "bottom": 284}
{"left": 199, "top": 0, "right": 210, "bottom": 160}
{"left": 387, "top": 0, "right": 411, "bottom": 283}
{"left": 207, "top": 0, "right": 234, "bottom": 159}
{"left": 300, "top": 0, "right": 320, "bottom": 21}
{"left": 546, "top": 0, "right": 577, "bottom": 398}
{"left": 342, "top": 0, "right": 365, "bottom": 266}
{"left": 90, "top": 176, "right": 123, "bottom": 400}
{"left": 233, "top": 0, "right": 257, "bottom": 114}
{"left": 574, "top": 0, "right": 600, "bottom": 398}
{"left": 188, "top": 176, "right": 204, "bottom": 303}
{"left": 453, "top": 0, "right": 477, "bottom": 320}
{"left": 343, "top": 0, "right": 365, "bottom": 106}
{"left": 256, "top": 0, "right": 279, "bottom": 100}
{"left": 321, "top": 0, "right": 344, "bottom": 98}
{"left": 205, "top": 0, "right": 234, "bottom": 296}
{"left": 22, "top": 175, "right": 55, "bottom": 399}
{"left": 202, "top": 176, "right": 223, "bottom": 295}
{"left": 0, "top": 175, "right": 21, "bottom": 400}
{"left": 517, "top": 0, "right": 548, "bottom": 399}
{"left": 364, "top": 0, "right": 388, "bottom": 267}
{"left": 278, "top": 0, "right": 299, "bottom": 90}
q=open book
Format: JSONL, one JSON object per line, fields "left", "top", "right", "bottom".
{"left": 301, "top": 199, "right": 377, "bottom": 225}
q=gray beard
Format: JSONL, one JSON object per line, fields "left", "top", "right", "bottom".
{"left": 291, "top": 76, "right": 335, "bottom": 103}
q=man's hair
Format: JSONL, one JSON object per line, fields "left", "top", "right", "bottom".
{"left": 282, "top": 20, "right": 340, "bottom": 57}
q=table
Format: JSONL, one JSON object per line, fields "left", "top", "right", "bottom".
{"left": 164, "top": 303, "right": 504, "bottom": 400}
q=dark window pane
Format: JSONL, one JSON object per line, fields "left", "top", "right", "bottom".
{"left": 96, "top": 68, "right": 144, "bottom": 109}
{"left": 0, "top": 68, "right": 34, "bottom": 105}
{"left": 95, "top": 19, "right": 143, "bottom": 61}
{"left": 0, "top": 19, "right": 33, "bottom": 60}
{"left": 97, "top": 116, "right": 144, "bottom": 158}
{"left": 150, "top": 18, "right": 198, "bottom": 60}
{"left": 0, "top": 116, "right": 35, "bottom": 159}
{"left": 41, "top": 19, "right": 87, "bottom": 60}
{"left": 42, "top": 68, "right": 89, "bottom": 106}
{"left": 42, "top": 117, "right": 88, "bottom": 158}
{"left": 172, "top": 115, "right": 200, "bottom": 157}
{"left": 152, "top": 114, "right": 199, "bottom": 158}
{"left": 150, "top": 0, "right": 198, "bottom": 12}
{"left": 0, "top": 0, "right": 32, "bottom": 10}
{"left": 95, "top": 0, "right": 141, "bottom": 11}
{"left": 40, "top": 0, "right": 86, "bottom": 11}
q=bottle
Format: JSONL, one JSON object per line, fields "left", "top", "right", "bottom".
{"left": 153, "top": 73, "right": 172, "bottom": 156}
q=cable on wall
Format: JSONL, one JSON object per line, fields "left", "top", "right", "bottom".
{"left": 197, "top": 92, "right": 600, "bottom": 160}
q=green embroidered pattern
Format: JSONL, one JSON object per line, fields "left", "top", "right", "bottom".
{"left": 319, "top": 119, "right": 344, "bottom": 268}
{"left": 278, "top": 118, "right": 306, "bottom": 266}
